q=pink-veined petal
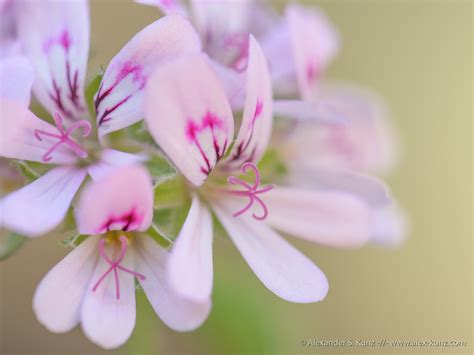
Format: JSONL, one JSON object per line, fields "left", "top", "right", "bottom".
{"left": 0, "top": 56, "right": 34, "bottom": 106}
{"left": 286, "top": 5, "right": 339, "bottom": 99}
{"left": 167, "top": 196, "right": 213, "bottom": 303}
{"left": 145, "top": 53, "right": 234, "bottom": 187}
{"left": 262, "top": 186, "right": 371, "bottom": 248}
{"left": 224, "top": 35, "right": 273, "bottom": 168}
{"left": 75, "top": 165, "right": 154, "bottom": 235}
{"left": 211, "top": 198, "right": 328, "bottom": 303}
{"left": 0, "top": 98, "right": 78, "bottom": 164}
{"left": 371, "top": 204, "right": 408, "bottom": 247}
{"left": 16, "top": 0, "right": 89, "bottom": 119}
{"left": 95, "top": 15, "right": 201, "bottom": 137}
{"left": 136, "top": 236, "right": 211, "bottom": 331}
{"left": 0, "top": 166, "right": 86, "bottom": 237}
{"left": 87, "top": 149, "right": 147, "bottom": 181}
{"left": 81, "top": 244, "right": 136, "bottom": 350}
{"left": 273, "top": 100, "right": 345, "bottom": 124}
{"left": 286, "top": 167, "right": 392, "bottom": 207}
{"left": 134, "top": 0, "right": 187, "bottom": 16}
{"left": 33, "top": 236, "right": 99, "bottom": 333}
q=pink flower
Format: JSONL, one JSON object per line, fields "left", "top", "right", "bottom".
{"left": 0, "top": 1, "right": 201, "bottom": 237}
{"left": 143, "top": 37, "right": 372, "bottom": 304}
{"left": 277, "top": 83, "right": 407, "bottom": 246}
{"left": 136, "top": 1, "right": 344, "bottom": 124}
{"left": 33, "top": 165, "right": 210, "bottom": 349}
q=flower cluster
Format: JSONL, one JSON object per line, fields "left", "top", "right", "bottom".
{"left": 0, "top": 0, "right": 406, "bottom": 349}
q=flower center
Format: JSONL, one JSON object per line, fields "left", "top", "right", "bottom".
{"left": 34, "top": 112, "right": 91, "bottom": 162}
{"left": 222, "top": 162, "right": 274, "bottom": 220}
{"left": 92, "top": 235, "right": 146, "bottom": 300}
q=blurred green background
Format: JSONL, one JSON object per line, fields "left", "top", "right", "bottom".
{"left": 1, "top": 0, "right": 472, "bottom": 354}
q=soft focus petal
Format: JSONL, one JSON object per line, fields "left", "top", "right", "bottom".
{"left": 0, "top": 167, "right": 87, "bottom": 237}
{"left": 371, "top": 204, "right": 408, "bottom": 247}
{"left": 136, "top": 236, "right": 211, "bottom": 331}
{"left": 87, "top": 149, "right": 147, "bottom": 181}
{"left": 262, "top": 186, "right": 371, "bottom": 248}
{"left": 76, "top": 165, "right": 154, "bottom": 234}
{"left": 307, "top": 81, "right": 399, "bottom": 174}
{"left": 0, "top": 56, "right": 34, "bottom": 106}
{"left": 81, "top": 244, "right": 136, "bottom": 350}
{"left": 286, "top": 167, "right": 392, "bottom": 207}
{"left": 224, "top": 35, "right": 273, "bottom": 168}
{"left": 168, "top": 196, "right": 213, "bottom": 303}
{"left": 286, "top": 5, "right": 339, "bottom": 98}
{"left": 33, "top": 236, "right": 99, "bottom": 333}
{"left": 95, "top": 15, "right": 201, "bottom": 137}
{"left": 145, "top": 53, "right": 234, "bottom": 186}
{"left": 211, "top": 198, "right": 328, "bottom": 303}
{"left": 16, "top": 0, "right": 89, "bottom": 119}
{"left": 134, "top": 0, "right": 187, "bottom": 16}
{"left": 273, "top": 100, "right": 345, "bottom": 124}
{"left": 0, "top": 98, "right": 78, "bottom": 164}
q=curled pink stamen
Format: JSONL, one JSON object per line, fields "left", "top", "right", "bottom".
{"left": 92, "top": 236, "right": 146, "bottom": 300}
{"left": 34, "top": 112, "right": 91, "bottom": 162}
{"left": 223, "top": 162, "right": 274, "bottom": 220}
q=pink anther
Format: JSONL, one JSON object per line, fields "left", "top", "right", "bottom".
{"left": 34, "top": 112, "right": 91, "bottom": 162}
{"left": 92, "top": 236, "right": 146, "bottom": 300}
{"left": 224, "top": 162, "right": 274, "bottom": 220}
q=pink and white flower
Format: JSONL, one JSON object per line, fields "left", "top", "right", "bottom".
{"left": 33, "top": 165, "right": 210, "bottom": 349}
{"left": 0, "top": 1, "right": 201, "bottom": 237}
{"left": 277, "top": 83, "right": 407, "bottom": 246}
{"left": 144, "top": 37, "right": 372, "bottom": 304}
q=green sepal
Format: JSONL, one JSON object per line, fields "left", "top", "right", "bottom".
{"left": 0, "top": 232, "right": 26, "bottom": 261}
{"left": 257, "top": 148, "right": 288, "bottom": 184}
{"left": 10, "top": 160, "right": 40, "bottom": 182}
{"left": 60, "top": 232, "right": 88, "bottom": 248}
{"left": 85, "top": 69, "right": 104, "bottom": 118}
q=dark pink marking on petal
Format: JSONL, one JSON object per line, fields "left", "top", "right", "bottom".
{"left": 306, "top": 60, "right": 320, "bottom": 83}
{"left": 97, "top": 94, "right": 133, "bottom": 126}
{"left": 98, "top": 207, "right": 143, "bottom": 233}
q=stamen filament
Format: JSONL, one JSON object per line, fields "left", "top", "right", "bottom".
{"left": 222, "top": 162, "right": 274, "bottom": 220}
{"left": 92, "top": 236, "right": 146, "bottom": 300}
{"left": 34, "top": 112, "right": 91, "bottom": 162}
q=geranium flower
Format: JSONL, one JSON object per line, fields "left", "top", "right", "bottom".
{"left": 277, "top": 83, "right": 407, "bottom": 246}
{"left": 136, "top": 0, "right": 342, "bottom": 123}
{"left": 33, "top": 165, "right": 210, "bottom": 349}
{"left": 0, "top": 0, "right": 201, "bottom": 237}
{"left": 144, "top": 37, "right": 372, "bottom": 304}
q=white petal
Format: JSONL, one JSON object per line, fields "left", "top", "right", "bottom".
{"left": 286, "top": 167, "right": 392, "bottom": 207}
{"left": 144, "top": 53, "right": 234, "bottom": 186}
{"left": 0, "top": 167, "right": 87, "bottom": 237}
{"left": 0, "top": 98, "right": 78, "bottom": 164}
{"left": 0, "top": 56, "right": 34, "bottom": 106}
{"left": 371, "top": 204, "right": 408, "bottom": 247}
{"left": 16, "top": 0, "right": 89, "bottom": 119}
{"left": 134, "top": 0, "right": 187, "bottom": 15}
{"left": 81, "top": 243, "right": 136, "bottom": 350}
{"left": 211, "top": 198, "right": 328, "bottom": 303}
{"left": 273, "top": 100, "right": 345, "bottom": 124}
{"left": 136, "top": 236, "right": 211, "bottom": 331}
{"left": 224, "top": 35, "right": 273, "bottom": 168}
{"left": 33, "top": 236, "right": 99, "bottom": 333}
{"left": 168, "top": 196, "right": 213, "bottom": 302}
{"left": 263, "top": 186, "right": 371, "bottom": 248}
{"left": 96, "top": 15, "right": 201, "bottom": 137}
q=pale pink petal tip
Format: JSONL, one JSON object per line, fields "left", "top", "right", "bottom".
{"left": 371, "top": 204, "right": 408, "bottom": 247}
{"left": 75, "top": 165, "right": 154, "bottom": 235}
